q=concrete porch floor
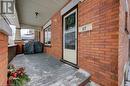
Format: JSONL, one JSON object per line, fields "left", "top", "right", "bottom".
{"left": 10, "top": 53, "right": 90, "bottom": 86}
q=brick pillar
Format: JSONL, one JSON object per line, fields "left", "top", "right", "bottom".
{"left": 0, "top": 32, "right": 8, "bottom": 86}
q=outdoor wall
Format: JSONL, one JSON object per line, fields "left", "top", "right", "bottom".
{"left": 41, "top": 0, "right": 120, "bottom": 86}
{"left": 78, "top": 0, "right": 119, "bottom": 86}
{"left": 43, "top": 12, "right": 62, "bottom": 59}
{"left": 118, "top": 0, "right": 129, "bottom": 85}
{"left": 0, "top": 32, "right": 8, "bottom": 86}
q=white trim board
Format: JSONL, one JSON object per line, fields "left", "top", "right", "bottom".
{"left": 60, "top": 0, "right": 80, "bottom": 15}
{"left": 63, "top": 9, "right": 77, "bottom": 64}
{"left": 43, "top": 20, "right": 51, "bottom": 29}
{"left": 0, "top": 16, "right": 12, "bottom": 36}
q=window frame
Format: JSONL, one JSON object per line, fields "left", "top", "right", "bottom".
{"left": 44, "top": 25, "right": 51, "bottom": 46}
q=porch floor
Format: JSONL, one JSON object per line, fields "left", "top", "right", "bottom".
{"left": 10, "top": 53, "right": 90, "bottom": 86}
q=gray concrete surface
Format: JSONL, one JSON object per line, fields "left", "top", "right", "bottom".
{"left": 10, "top": 53, "right": 90, "bottom": 86}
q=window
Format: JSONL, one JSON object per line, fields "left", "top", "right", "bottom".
{"left": 21, "top": 29, "right": 35, "bottom": 43}
{"left": 44, "top": 26, "right": 51, "bottom": 45}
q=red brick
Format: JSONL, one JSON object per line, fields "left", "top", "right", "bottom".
{"left": 39, "top": 0, "right": 129, "bottom": 86}
{"left": 0, "top": 32, "right": 8, "bottom": 86}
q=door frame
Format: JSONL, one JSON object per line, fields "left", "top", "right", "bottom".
{"left": 61, "top": 6, "right": 79, "bottom": 68}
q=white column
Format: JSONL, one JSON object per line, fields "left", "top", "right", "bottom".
{"left": 15, "top": 28, "right": 22, "bottom": 41}
{"left": 34, "top": 29, "right": 40, "bottom": 41}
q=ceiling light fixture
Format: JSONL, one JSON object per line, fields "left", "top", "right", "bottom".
{"left": 35, "top": 12, "right": 39, "bottom": 18}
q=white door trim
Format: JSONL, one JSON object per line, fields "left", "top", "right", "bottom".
{"left": 63, "top": 8, "right": 77, "bottom": 64}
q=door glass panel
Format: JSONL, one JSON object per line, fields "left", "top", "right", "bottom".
{"left": 65, "top": 12, "right": 76, "bottom": 50}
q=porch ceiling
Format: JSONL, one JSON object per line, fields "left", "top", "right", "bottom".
{"left": 16, "top": 0, "right": 69, "bottom": 27}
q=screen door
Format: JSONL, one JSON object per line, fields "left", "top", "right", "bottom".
{"left": 63, "top": 9, "right": 77, "bottom": 64}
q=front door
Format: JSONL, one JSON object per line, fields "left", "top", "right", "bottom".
{"left": 63, "top": 8, "right": 77, "bottom": 64}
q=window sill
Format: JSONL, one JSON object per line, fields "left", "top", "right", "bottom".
{"left": 8, "top": 44, "right": 17, "bottom": 48}
{"left": 44, "top": 45, "right": 51, "bottom": 47}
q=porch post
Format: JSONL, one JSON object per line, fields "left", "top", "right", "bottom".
{"left": 15, "top": 28, "right": 22, "bottom": 41}
{"left": 34, "top": 29, "right": 40, "bottom": 41}
{"left": 15, "top": 28, "right": 24, "bottom": 54}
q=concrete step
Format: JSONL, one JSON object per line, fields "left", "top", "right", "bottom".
{"left": 48, "top": 69, "right": 91, "bottom": 86}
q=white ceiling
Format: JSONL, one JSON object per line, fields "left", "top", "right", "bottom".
{"left": 16, "top": 0, "right": 69, "bottom": 27}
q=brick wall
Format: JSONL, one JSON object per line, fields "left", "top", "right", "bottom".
{"left": 118, "top": 0, "right": 129, "bottom": 85}
{"left": 40, "top": 0, "right": 120, "bottom": 85}
{"left": 43, "top": 12, "right": 62, "bottom": 59}
{"left": 78, "top": 0, "right": 119, "bottom": 85}
{"left": 0, "top": 32, "right": 8, "bottom": 86}
{"left": 127, "top": 0, "right": 130, "bottom": 33}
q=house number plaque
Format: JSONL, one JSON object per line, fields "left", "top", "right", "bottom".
{"left": 79, "top": 23, "right": 92, "bottom": 32}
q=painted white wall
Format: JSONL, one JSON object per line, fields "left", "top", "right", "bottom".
{"left": 8, "top": 25, "right": 16, "bottom": 44}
